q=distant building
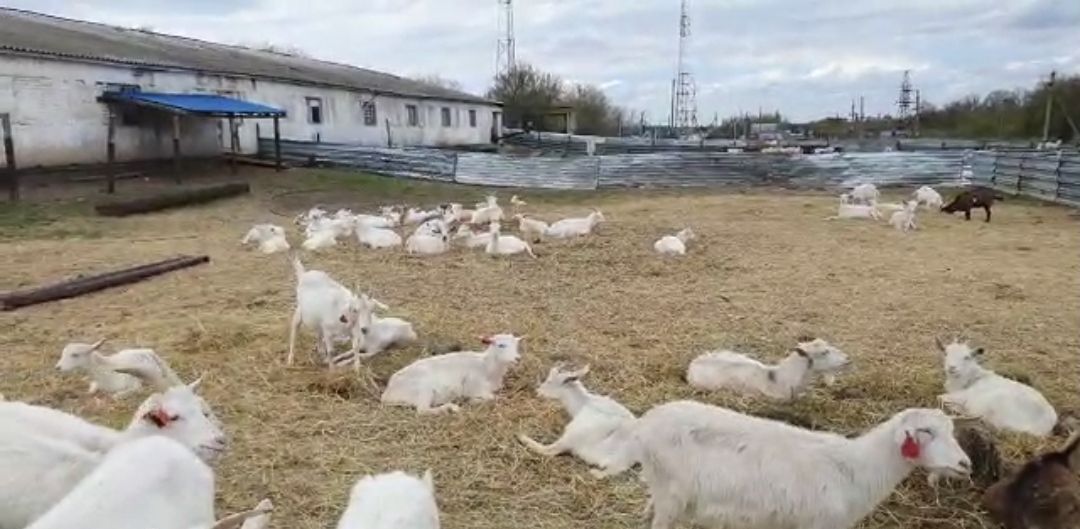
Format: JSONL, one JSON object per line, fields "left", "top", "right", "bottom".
{"left": 0, "top": 8, "right": 502, "bottom": 168}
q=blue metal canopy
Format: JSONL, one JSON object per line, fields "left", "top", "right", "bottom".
{"left": 100, "top": 91, "right": 286, "bottom": 118}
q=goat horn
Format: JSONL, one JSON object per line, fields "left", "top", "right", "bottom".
{"left": 89, "top": 338, "right": 107, "bottom": 350}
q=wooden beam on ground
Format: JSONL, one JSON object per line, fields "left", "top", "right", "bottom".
{"left": 1, "top": 255, "right": 210, "bottom": 311}
{"left": 95, "top": 182, "right": 249, "bottom": 217}
{"left": 222, "top": 154, "right": 284, "bottom": 169}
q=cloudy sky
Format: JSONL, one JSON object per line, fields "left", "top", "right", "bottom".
{"left": 5, "top": 0, "right": 1078, "bottom": 122}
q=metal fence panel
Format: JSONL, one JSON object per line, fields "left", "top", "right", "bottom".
{"left": 454, "top": 153, "right": 599, "bottom": 190}
{"left": 258, "top": 139, "right": 456, "bottom": 181}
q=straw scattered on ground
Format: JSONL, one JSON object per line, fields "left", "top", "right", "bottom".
{"left": 1, "top": 168, "right": 1078, "bottom": 529}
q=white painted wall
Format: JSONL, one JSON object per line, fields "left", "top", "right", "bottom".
{"left": 0, "top": 54, "right": 498, "bottom": 168}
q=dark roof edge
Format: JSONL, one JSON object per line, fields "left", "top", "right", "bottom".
{"left": 0, "top": 47, "right": 502, "bottom": 107}
{"left": 0, "top": 7, "right": 501, "bottom": 106}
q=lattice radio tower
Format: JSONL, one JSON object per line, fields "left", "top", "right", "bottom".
{"left": 897, "top": 70, "right": 914, "bottom": 120}
{"left": 671, "top": 0, "right": 698, "bottom": 132}
{"left": 496, "top": 0, "right": 516, "bottom": 78}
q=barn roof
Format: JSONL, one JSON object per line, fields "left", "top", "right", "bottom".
{"left": 0, "top": 8, "right": 497, "bottom": 106}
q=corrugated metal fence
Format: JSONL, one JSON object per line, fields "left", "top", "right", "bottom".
{"left": 258, "top": 138, "right": 973, "bottom": 191}
{"left": 971, "top": 150, "right": 1080, "bottom": 206}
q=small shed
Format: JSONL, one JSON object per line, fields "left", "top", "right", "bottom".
{"left": 97, "top": 91, "right": 287, "bottom": 191}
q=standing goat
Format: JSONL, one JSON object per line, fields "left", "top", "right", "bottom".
{"left": 596, "top": 402, "right": 971, "bottom": 529}
{"left": 937, "top": 339, "right": 1057, "bottom": 437}
{"left": 381, "top": 334, "right": 524, "bottom": 414}
{"left": 287, "top": 257, "right": 384, "bottom": 366}
{"left": 517, "top": 364, "right": 636, "bottom": 475}
{"left": 686, "top": 338, "right": 850, "bottom": 401}
{"left": 941, "top": 187, "right": 1002, "bottom": 222}
{"left": 889, "top": 200, "right": 919, "bottom": 232}
{"left": 653, "top": 227, "right": 695, "bottom": 256}
{"left": 336, "top": 470, "right": 440, "bottom": 529}
{"left": 913, "top": 185, "right": 944, "bottom": 210}
{"left": 849, "top": 183, "right": 880, "bottom": 204}
{"left": 513, "top": 214, "right": 548, "bottom": 243}
{"left": 55, "top": 339, "right": 183, "bottom": 399}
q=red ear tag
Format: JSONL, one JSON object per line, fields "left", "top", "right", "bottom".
{"left": 145, "top": 408, "right": 171, "bottom": 429}
{"left": 479, "top": 335, "right": 493, "bottom": 345}
{"left": 901, "top": 433, "right": 920, "bottom": 460}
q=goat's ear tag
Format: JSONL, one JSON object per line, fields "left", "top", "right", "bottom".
{"left": 479, "top": 335, "right": 493, "bottom": 345}
{"left": 901, "top": 433, "right": 920, "bottom": 459}
{"left": 145, "top": 408, "right": 171, "bottom": 429}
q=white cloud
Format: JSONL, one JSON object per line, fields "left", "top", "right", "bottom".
{"left": 3, "top": 0, "right": 1078, "bottom": 122}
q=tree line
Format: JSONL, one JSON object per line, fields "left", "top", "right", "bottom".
{"left": 485, "top": 64, "right": 630, "bottom": 136}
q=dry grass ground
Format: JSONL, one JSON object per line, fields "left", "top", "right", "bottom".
{"left": 1, "top": 168, "right": 1078, "bottom": 529}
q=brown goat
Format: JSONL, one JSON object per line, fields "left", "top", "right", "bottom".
{"left": 941, "top": 187, "right": 1003, "bottom": 222}
{"left": 983, "top": 434, "right": 1080, "bottom": 529}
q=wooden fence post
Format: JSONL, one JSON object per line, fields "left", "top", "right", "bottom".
{"left": 1055, "top": 151, "right": 1063, "bottom": 200}
{"left": 1017, "top": 152, "right": 1025, "bottom": 195}
{"left": 2, "top": 113, "right": 18, "bottom": 201}
{"left": 171, "top": 115, "right": 182, "bottom": 184}
{"left": 106, "top": 110, "right": 116, "bottom": 194}
{"left": 273, "top": 116, "right": 282, "bottom": 172}
{"left": 991, "top": 152, "right": 999, "bottom": 187}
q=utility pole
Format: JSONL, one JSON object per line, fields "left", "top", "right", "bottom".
{"left": 1043, "top": 71, "right": 1056, "bottom": 142}
{"left": 914, "top": 90, "right": 921, "bottom": 137}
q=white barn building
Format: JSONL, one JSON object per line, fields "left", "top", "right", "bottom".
{"left": 0, "top": 8, "right": 502, "bottom": 168}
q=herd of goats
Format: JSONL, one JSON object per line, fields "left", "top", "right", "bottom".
{"left": 0, "top": 182, "right": 1073, "bottom": 529}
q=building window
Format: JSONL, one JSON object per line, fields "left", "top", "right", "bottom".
{"left": 361, "top": 101, "right": 377, "bottom": 126}
{"left": 469, "top": 109, "right": 477, "bottom": 128}
{"left": 441, "top": 107, "right": 452, "bottom": 127}
{"left": 306, "top": 97, "right": 323, "bottom": 124}
{"left": 406, "top": 104, "right": 419, "bottom": 127}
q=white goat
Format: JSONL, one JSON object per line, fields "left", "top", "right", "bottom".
{"left": 301, "top": 228, "right": 339, "bottom": 251}
{"left": 850, "top": 183, "right": 880, "bottom": 204}
{"left": 27, "top": 437, "right": 272, "bottom": 529}
{"left": 294, "top": 206, "right": 328, "bottom": 229}
{"left": 471, "top": 198, "right": 504, "bottom": 226}
{"left": 403, "top": 207, "right": 440, "bottom": 226}
{"left": 510, "top": 195, "right": 527, "bottom": 208}
{"left": 485, "top": 222, "right": 536, "bottom": 258}
{"left": 546, "top": 210, "right": 606, "bottom": 239}
{"left": 55, "top": 339, "right": 183, "bottom": 399}
{"left": 287, "top": 257, "right": 383, "bottom": 366}
{"left": 447, "top": 203, "right": 474, "bottom": 224}
{"left": 653, "top": 227, "right": 695, "bottom": 256}
{"left": 331, "top": 312, "right": 418, "bottom": 369}
{"left": 513, "top": 214, "right": 548, "bottom": 243}
{"left": 336, "top": 470, "right": 439, "bottom": 529}
{"left": 452, "top": 224, "right": 492, "bottom": 249}
{"left": 355, "top": 224, "right": 403, "bottom": 249}
{"left": 889, "top": 200, "right": 919, "bottom": 232}
{"left": 240, "top": 224, "right": 290, "bottom": 254}
{"left": 596, "top": 402, "right": 971, "bottom": 529}
{"left": 839, "top": 193, "right": 852, "bottom": 205}
{"left": 913, "top": 185, "right": 944, "bottom": 209}
{"left": 381, "top": 334, "right": 524, "bottom": 414}
{"left": 405, "top": 231, "right": 450, "bottom": 256}
{"left": 686, "top": 338, "right": 850, "bottom": 401}
{"left": 517, "top": 364, "right": 635, "bottom": 474}
{"left": 937, "top": 339, "right": 1057, "bottom": 437}
{"left": 829, "top": 200, "right": 883, "bottom": 220}
{"left": 0, "top": 374, "right": 227, "bottom": 529}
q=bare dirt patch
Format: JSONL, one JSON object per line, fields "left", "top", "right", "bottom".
{"left": 1, "top": 168, "right": 1078, "bottom": 529}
